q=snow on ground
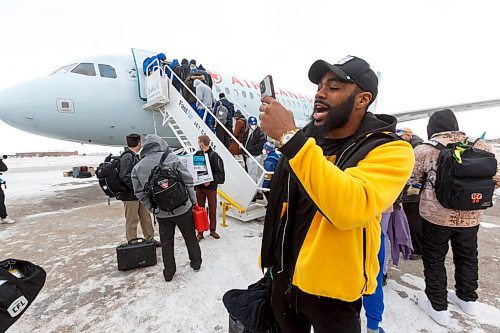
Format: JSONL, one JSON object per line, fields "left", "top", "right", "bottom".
{"left": 1, "top": 155, "right": 500, "bottom": 332}
{"left": 481, "top": 222, "right": 500, "bottom": 229}
{"left": 2, "top": 156, "right": 104, "bottom": 200}
{"left": 3, "top": 201, "right": 500, "bottom": 333}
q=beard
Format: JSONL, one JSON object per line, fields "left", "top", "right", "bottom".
{"left": 308, "top": 93, "right": 356, "bottom": 139}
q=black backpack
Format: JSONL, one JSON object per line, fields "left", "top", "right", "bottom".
{"left": 96, "top": 151, "right": 134, "bottom": 198}
{"left": 427, "top": 140, "right": 497, "bottom": 210}
{"left": 143, "top": 152, "right": 189, "bottom": 214}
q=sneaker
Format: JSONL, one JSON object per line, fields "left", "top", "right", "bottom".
{"left": 418, "top": 296, "right": 449, "bottom": 326}
{"left": 210, "top": 231, "right": 220, "bottom": 239}
{"left": 1, "top": 217, "right": 15, "bottom": 224}
{"left": 409, "top": 253, "right": 422, "bottom": 260}
{"left": 382, "top": 274, "right": 387, "bottom": 286}
{"left": 448, "top": 290, "right": 476, "bottom": 316}
{"left": 197, "top": 233, "right": 204, "bottom": 242}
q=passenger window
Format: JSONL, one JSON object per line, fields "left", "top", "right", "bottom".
{"left": 233, "top": 89, "right": 239, "bottom": 96}
{"left": 225, "top": 87, "right": 230, "bottom": 95}
{"left": 242, "top": 91, "right": 247, "bottom": 98}
{"left": 98, "top": 64, "right": 117, "bottom": 78}
{"left": 249, "top": 92, "right": 254, "bottom": 99}
{"left": 71, "top": 63, "right": 96, "bottom": 76}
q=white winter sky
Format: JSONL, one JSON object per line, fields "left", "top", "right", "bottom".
{"left": 1, "top": 0, "right": 499, "bottom": 154}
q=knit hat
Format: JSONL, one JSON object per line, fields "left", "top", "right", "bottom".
{"left": 427, "top": 109, "right": 459, "bottom": 139}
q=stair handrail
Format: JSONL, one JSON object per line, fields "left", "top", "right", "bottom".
{"left": 161, "top": 64, "right": 268, "bottom": 178}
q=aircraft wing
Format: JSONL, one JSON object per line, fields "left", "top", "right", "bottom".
{"left": 393, "top": 98, "right": 500, "bottom": 122}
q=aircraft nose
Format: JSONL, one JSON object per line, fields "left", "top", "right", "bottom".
{"left": 0, "top": 82, "right": 36, "bottom": 133}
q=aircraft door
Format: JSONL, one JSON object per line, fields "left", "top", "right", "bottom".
{"left": 131, "top": 48, "right": 157, "bottom": 101}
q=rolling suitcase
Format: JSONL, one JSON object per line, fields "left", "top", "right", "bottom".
{"left": 116, "top": 238, "right": 157, "bottom": 271}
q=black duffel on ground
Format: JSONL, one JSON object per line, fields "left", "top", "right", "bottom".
{"left": 0, "top": 259, "right": 46, "bottom": 332}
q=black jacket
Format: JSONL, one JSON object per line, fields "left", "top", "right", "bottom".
{"left": 242, "top": 127, "right": 266, "bottom": 156}
{"left": 117, "top": 149, "right": 139, "bottom": 201}
{"left": 410, "top": 134, "right": 423, "bottom": 148}
{"left": 0, "top": 160, "right": 7, "bottom": 172}
{"left": 194, "top": 148, "right": 225, "bottom": 190}
{"left": 260, "top": 112, "right": 400, "bottom": 275}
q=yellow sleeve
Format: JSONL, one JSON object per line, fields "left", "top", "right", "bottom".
{"left": 282, "top": 133, "right": 414, "bottom": 230}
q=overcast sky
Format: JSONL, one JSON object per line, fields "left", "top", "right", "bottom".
{"left": 1, "top": 0, "right": 499, "bottom": 154}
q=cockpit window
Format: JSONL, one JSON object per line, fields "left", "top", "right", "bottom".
{"left": 51, "top": 63, "right": 77, "bottom": 75}
{"left": 98, "top": 64, "right": 117, "bottom": 78}
{"left": 71, "top": 63, "right": 96, "bottom": 76}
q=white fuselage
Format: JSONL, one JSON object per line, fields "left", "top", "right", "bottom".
{"left": 0, "top": 50, "right": 314, "bottom": 148}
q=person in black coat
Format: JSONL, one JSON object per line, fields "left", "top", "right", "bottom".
{"left": 119, "top": 134, "right": 159, "bottom": 245}
{"left": 194, "top": 135, "right": 225, "bottom": 241}
{"left": 242, "top": 116, "right": 266, "bottom": 188}
{"left": 0, "top": 157, "right": 14, "bottom": 224}
{"left": 214, "top": 93, "right": 235, "bottom": 148}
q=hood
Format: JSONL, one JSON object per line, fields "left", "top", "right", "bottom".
{"left": 140, "top": 134, "right": 169, "bottom": 157}
{"left": 356, "top": 112, "right": 397, "bottom": 138}
{"left": 234, "top": 110, "right": 245, "bottom": 119}
{"left": 427, "top": 109, "right": 459, "bottom": 139}
{"left": 193, "top": 79, "right": 202, "bottom": 88}
{"left": 171, "top": 59, "right": 179, "bottom": 66}
{"left": 303, "top": 112, "right": 396, "bottom": 141}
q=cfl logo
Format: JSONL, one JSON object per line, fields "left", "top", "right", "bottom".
{"left": 471, "top": 193, "right": 482, "bottom": 204}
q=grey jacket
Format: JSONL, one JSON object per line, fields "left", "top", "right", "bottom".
{"left": 131, "top": 135, "right": 197, "bottom": 218}
{"left": 194, "top": 79, "right": 213, "bottom": 110}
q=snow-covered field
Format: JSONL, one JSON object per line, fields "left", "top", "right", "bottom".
{"left": 1, "top": 156, "right": 500, "bottom": 332}
{"left": 2, "top": 156, "right": 104, "bottom": 200}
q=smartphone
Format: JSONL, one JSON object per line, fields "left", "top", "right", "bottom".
{"left": 260, "top": 75, "right": 275, "bottom": 99}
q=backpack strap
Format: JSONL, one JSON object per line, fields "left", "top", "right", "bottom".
{"left": 159, "top": 151, "right": 170, "bottom": 164}
{"left": 336, "top": 132, "right": 401, "bottom": 170}
{"left": 423, "top": 140, "right": 446, "bottom": 151}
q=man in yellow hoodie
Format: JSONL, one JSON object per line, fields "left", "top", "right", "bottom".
{"left": 258, "top": 56, "right": 414, "bottom": 332}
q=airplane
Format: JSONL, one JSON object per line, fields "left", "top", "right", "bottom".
{"left": 1, "top": 48, "right": 500, "bottom": 149}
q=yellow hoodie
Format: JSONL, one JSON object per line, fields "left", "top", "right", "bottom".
{"left": 260, "top": 118, "right": 414, "bottom": 302}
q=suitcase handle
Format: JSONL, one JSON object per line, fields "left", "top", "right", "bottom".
{"left": 128, "top": 238, "right": 146, "bottom": 244}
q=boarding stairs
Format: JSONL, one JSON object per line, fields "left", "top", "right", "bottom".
{"left": 141, "top": 58, "right": 271, "bottom": 222}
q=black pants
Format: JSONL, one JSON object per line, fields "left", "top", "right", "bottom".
{"left": 157, "top": 208, "right": 202, "bottom": 280}
{"left": 403, "top": 202, "right": 422, "bottom": 255}
{"left": 271, "top": 271, "right": 361, "bottom": 333}
{"left": 422, "top": 219, "right": 479, "bottom": 311}
{"left": 216, "top": 123, "right": 232, "bottom": 148}
{"left": 0, "top": 188, "right": 7, "bottom": 219}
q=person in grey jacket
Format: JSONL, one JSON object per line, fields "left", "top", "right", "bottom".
{"left": 131, "top": 134, "right": 202, "bottom": 282}
{"left": 193, "top": 79, "right": 215, "bottom": 131}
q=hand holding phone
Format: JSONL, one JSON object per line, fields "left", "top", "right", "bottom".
{"left": 260, "top": 75, "right": 275, "bottom": 99}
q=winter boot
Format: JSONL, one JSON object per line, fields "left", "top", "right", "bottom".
{"left": 448, "top": 290, "right": 476, "bottom": 316}
{"left": 418, "top": 296, "right": 449, "bottom": 326}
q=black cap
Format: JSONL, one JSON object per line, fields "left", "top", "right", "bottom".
{"left": 308, "top": 56, "right": 378, "bottom": 102}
